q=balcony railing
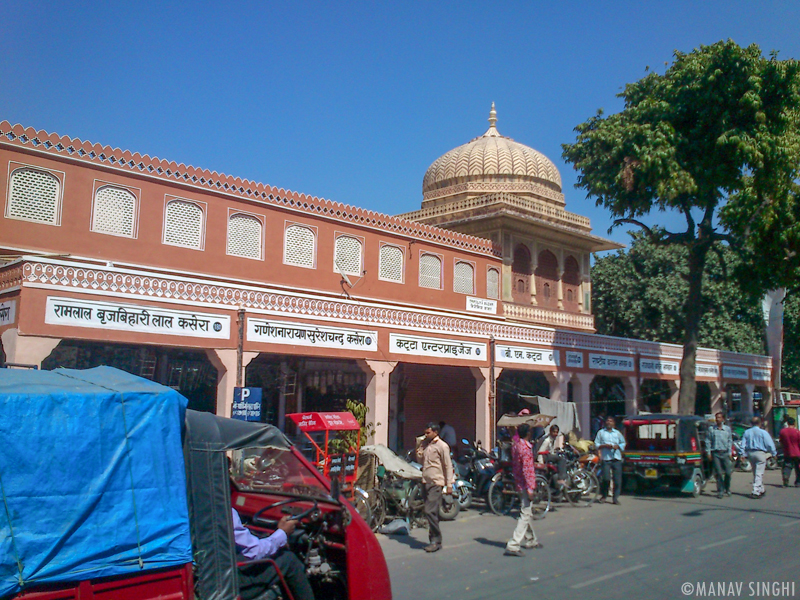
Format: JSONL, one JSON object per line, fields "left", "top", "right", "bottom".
{"left": 502, "top": 302, "right": 595, "bottom": 332}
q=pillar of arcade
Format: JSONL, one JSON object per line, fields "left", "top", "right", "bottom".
{"left": 206, "top": 349, "right": 258, "bottom": 418}
{"left": 471, "top": 366, "right": 503, "bottom": 447}
{"left": 572, "top": 372, "right": 594, "bottom": 437}
{"left": 358, "top": 360, "right": 397, "bottom": 446}
{"left": 1, "top": 329, "right": 61, "bottom": 368}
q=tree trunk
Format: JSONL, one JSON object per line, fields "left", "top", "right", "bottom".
{"left": 678, "top": 243, "right": 709, "bottom": 414}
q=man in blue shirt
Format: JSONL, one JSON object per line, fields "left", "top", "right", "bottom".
{"left": 594, "top": 416, "right": 626, "bottom": 505}
{"left": 741, "top": 416, "right": 777, "bottom": 499}
{"left": 705, "top": 412, "right": 733, "bottom": 498}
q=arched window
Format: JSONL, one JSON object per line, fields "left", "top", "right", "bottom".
{"left": 487, "top": 267, "right": 500, "bottom": 299}
{"left": 535, "top": 250, "right": 559, "bottom": 308}
{"left": 7, "top": 167, "right": 61, "bottom": 225}
{"left": 284, "top": 224, "right": 316, "bottom": 268}
{"left": 453, "top": 261, "right": 475, "bottom": 294}
{"left": 227, "top": 213, "right": 263, "bottom": 259}
{"left": 379, "top": 244, "right": 404, "bottom": 282}
{"left": 164, "top": 199, "right": 204, "bottom": 249}
{"left": 562, "top": 255, "right": 581, "bottom": 312}
{"left": 419, "top": 253, "right": 442, "bottom": 289}
{"left": 512, "top": 244, "right": 532, "bottom": 304}
{"left": 92, "top": 186, "right": 136, "bottom": 237}
{"left": 567, "top": 289, "right": 573, "bottom": 302}
{"left": 334, "top": 235, "right": 362, "bottom": 275}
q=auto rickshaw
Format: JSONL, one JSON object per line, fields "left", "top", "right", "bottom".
{"left": 621, "top": 414, "right": 713, "bottom": 497}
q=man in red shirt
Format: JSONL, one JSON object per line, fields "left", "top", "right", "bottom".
{"left": 779, "top": 416, "right": 800, "bottom": 487}
{"left": 504, "top": 423, "right": 542, "bottom": 557}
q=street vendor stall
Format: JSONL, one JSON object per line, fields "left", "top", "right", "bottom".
{"left": 287, "top": 411, "right": 362, "bottom": 497}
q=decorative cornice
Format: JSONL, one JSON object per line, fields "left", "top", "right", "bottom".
{"left": 422, "top": 180, "right": 565, "bottom": 204}
{"left": 7, "top": 257, "right": 772, "bottom": 370}
{"left": 0, "top": 120, "right": 501, "bottom": 258}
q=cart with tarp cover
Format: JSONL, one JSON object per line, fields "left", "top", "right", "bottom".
{"left": 286, "top": 412, "right": 362, "bottom": 497}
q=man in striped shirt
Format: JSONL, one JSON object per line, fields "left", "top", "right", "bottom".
{"left": 705, "top": 412, "right": 733, "bottom": 498}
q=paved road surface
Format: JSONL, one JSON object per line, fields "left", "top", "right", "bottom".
{"left": 380, "top": 469, "right": 800, "bottom": 600}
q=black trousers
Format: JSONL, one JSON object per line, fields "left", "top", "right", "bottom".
{"left": 543, "top": 454, "right": 567, "bottom": 480}
{"left": 600, "top": 459, "right": 622, "bottom": 500}
{"left": 238, "top": 548, "right": 316, "bottom": 600}
{"left": 711, "top": 450, "right": 733, "bottom": 493}
{"left": 783, "top": 456, "right": 800, "bottom": 485}
{"left": 422, "top": 482, "right": 442, "bottom": 544}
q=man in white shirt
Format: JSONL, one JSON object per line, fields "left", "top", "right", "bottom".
{"left": 537, "top": 424, "right": 567, "bottom": 486}
{"left": 593, "top": 416, "right": 626, "bottom": 505}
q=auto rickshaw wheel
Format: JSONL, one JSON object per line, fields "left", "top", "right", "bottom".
{"left": 690, "top": 473, "right": 703, "bottom": 498}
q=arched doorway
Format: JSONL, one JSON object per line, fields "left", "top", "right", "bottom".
{"left": 512, "top": 244, "right": 532, "bottom": 304}
{"left": 562, "top": 255, "right": 581, "bottom": 312}
{"left": 535, "top": 250, "right": 559, "bottom": 309}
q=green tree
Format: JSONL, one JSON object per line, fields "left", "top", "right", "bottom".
{"left": 592, "top": 233, "right": 765, "bottom": 354}
{"left": 563, "top": 41, "right": 800, "bottom": 413}
{"left": 783, "top": 294, "right": 800, "bottom": 390}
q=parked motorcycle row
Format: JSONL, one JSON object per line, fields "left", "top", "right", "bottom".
{"left": 354, "top": 436, "right": 602, "bottom": 533}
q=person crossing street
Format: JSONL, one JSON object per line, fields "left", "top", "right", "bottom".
{"left": 594, "top": 416, "right": 625, "bottom": 505}
{"left": 416, "top": 422, "right": 455, "bottom": 553}
{"left": 741, "top": 416, "right": 777, "bottom": 498}
{"left": 705, "top": 412, "right": 733, "bottom": 498}
{"left": 504, "top": 423, "right": 542, "bottom": 557}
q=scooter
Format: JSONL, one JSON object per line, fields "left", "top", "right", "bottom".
{"left": 456, "top": 438, "right": 498, "bottom": 502}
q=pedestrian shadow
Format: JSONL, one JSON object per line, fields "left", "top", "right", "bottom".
{"left": 380, "top": 532, "right": 429, "bottom": 551}
{"left": 473, "top": 537, "right": 506, "bottom": 549}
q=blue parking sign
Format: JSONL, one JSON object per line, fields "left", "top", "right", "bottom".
{"left": 232, "top": 387, "right": 262, "bottom": 421}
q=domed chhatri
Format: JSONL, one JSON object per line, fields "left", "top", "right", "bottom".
{"left": 422, "top": 103, "right": 562, "bottom": 199}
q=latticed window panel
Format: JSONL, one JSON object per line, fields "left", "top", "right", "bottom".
{"left": 334, "top": 235, "right": 362, "bottom": 275}
{"left": 92, "top": 186, "right": 136, "bottom": 237}
{"left": 487, "top": 268, "right": 500, "bottom": 299}
{"left": 227, "top": 213, "right": 263, "bottom": 259}
{"left": 7, "top": 168, "right": 60, "bottom": 224}
{"left": 379, "top": 245, "right": 404, "bottom": 282}
{"left": 164, "top": 200, "right": 204, "bottom": 248}
{"left": 284, "top": 225, "right": 316, "bottom": 267}
{"left": 419, "top": 253, "right": 442, "bottom": 289}
{"left": 453, "top": 261, "right": 475, "bottom": 294}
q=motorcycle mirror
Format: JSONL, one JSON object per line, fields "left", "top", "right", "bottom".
{"left": 461, "top": 438, "right": 470, "bottom": 446}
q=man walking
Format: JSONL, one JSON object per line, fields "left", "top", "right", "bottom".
{"left": 705, "top": 412, "right": 733, "bottom": 498}
{"left": 594, "top": 416, "right": 625, "bottom": 505}
{"left": 504, "top": 423, "right": 542, "bottom": 557}
{"left": 779, "top": 416, "right": 800, "bottom": 487}
{"left": 416, "top": 422, "right": 454, "bottom": 553}
{"left": 741, "top": 416, "right": 777, "bottom": 498}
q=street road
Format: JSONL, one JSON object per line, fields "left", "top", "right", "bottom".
{"left": 380, "top": 470, "right": 800, "bottom": 600}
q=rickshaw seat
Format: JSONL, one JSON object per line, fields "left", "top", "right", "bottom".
{"left": 236, "top": 557, "right": 295, "bottom": 600}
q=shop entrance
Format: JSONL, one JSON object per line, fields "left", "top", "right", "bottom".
{"left": 496, "top": 370, "right": 550, "bottom": 417}
{"left": 42, "top": 340, "right": 217, "bottom": 413}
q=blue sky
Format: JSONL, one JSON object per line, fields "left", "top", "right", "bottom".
{"left": 2, "top": 1, "right": 798, "bottom": 251}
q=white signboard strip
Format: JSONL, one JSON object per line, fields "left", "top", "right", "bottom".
{"left": 639, "top": 358, "right": 680, "bottom": 375}
{"left": 496, "top": 344, "right": 558, "bottom": 367}
{"left": 0, "top": 300, "right": 16, "bottom": 326}
{"left": 566, "top": 351, "right": 584, "bottom": 368}
{"left": 466, "top": 297, "right": 497, "bottom": 314}
{"left": 751, "top": 368, "right": 770, "bottom": 381}
{"left": 390, "top": 333, "right": 485, "bottom": 360}
{"left": 722, "top": 365, "right": 749, "bottom": 380}
{"left": 45, "top": 296, "right": 230, "bottom": 339}
{"left": 696, "top": 363, "right": 720, "bottom": 377}
{"left": 247, "top": 318, "right": 377, "bottom": 351}
{"left": 588, "top": 353, "right": 635, "bottom": 372}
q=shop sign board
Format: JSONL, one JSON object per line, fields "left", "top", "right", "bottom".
{"left": 232, "top": 387, "right": 262, "bottom": 422}
{"left": 45, "top": 296, "right": 230, "bottom": 339}
{"left": 752, "top": 368, "right": 770, "bottom": 381}
{"left": 247, "top": 318, "right": 377, "bottom": 351}
{"left": 495, "top": 344, "right": 558, "bottom": 366}
{"left": 389, "top": 333, "right": 485, "bottom": 360}
{"left": 639, "top": 358, "right": 680, "bottom": 375}
{"left": 588, "top": 353, "right": 635, "bottom": 372}
{"left": 696, "top": 364, "right": 720, "bottom": 378}
{"left": 466, "top": 297, "right": 497, "bottom": 314}
{"left": 565, "top": 351, "right": 584, "bottom": 368}
{"left": 722, "top": 365, "right": 749, "bottom": 380}
{"left": 0, "top": 300, "right": 16, "bottom": 326}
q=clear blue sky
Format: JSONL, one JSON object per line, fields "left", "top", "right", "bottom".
{"left": 2, "top": 1, "right": 798, "bottom": 250}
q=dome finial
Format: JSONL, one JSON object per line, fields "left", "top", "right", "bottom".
{"left": 488, "top": 102, "right": 497, "bottom": 128}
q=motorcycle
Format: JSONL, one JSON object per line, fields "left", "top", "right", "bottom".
{"left": 455, "top": 438, "right": 498, "bottom": 506}
{"left": 536, "top": 444, "right": 601, "bottom": 506}
{"left": 732, "top": 436, "right": 752, "bottom": 472}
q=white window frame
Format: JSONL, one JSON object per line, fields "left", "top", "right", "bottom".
{"left": 283, "top": 221, "right": 318, "bottom": 269}
{"left": 418, "top": 251, "right": 443, "bottom": 290}
{"left": 486, "top": 266, "right": 501, "bottom": 300}
{"left": 90, "top": 179, "right": 140, "bottom": 238}
{"left": 162, "top": 195, "right": 207, "bottom": 250}
{"left": 5, "top": 161, "right": 65, "bottom": 226}
{"left": 378, "top": 242, "right": 405, "bottom": 284}
{"left": 333, "top": 232, "right": 365, "bottom": 276}
{"left": 453, "top": 259, "right": 476, "bottom": 295}
{"left": 226, "top": 208, "right": 265, "bottom": 261}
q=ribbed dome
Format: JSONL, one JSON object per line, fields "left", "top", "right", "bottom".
{"left": 423, "top": 104, "right": 562, "bottom": 194}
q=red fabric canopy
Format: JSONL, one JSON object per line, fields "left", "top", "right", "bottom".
{"left": 286, "top": 411, "right": 361, "bottom": 432}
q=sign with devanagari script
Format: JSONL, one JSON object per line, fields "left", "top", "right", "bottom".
{"left": 44, "top": 296, "right": 230, "bottom": 339}
{"left": 639, "top": 358, "right": 680, "bottom": 375}
{"left": 0, "top": 300, "right": 16, "bottom": 326}
{"left": 389, "top": 333, "right": 485, "bottom": 360}
{"left": 588, "top": 353, "right": 635, "bottom": 372}
{"left": 722, "top": 365, "right": 749, "bottom": 380}
{"left": 495, "top": 344, "right": 558, "bottom": 366}
{"left": 247, "top": 318, "right": 377, "bottom": 351}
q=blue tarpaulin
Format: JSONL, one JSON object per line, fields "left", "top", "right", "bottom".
{"left": 0, "top": 367, "right": 193, "bottom": 598}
